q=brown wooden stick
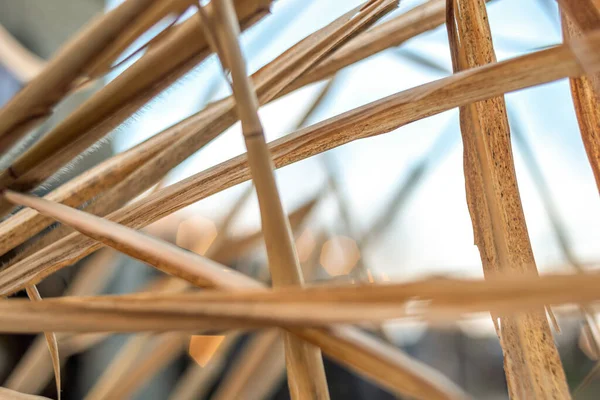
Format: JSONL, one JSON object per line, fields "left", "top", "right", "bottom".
{"left": 0, "top": 0, "right": 158, "bottom": 153}
{"left": 4, "top": 32, "right": 597, "bottom": 298}
{"left": 0, "top": 0, "right": 450, "bottom": 258}
{"left": 446, "top": 1, "right": 569, "bottom": 397}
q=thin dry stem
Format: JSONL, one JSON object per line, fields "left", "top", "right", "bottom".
{"left": 24, "top": 286, "right": 61, "bottom": 400}
{"left": 446, "top": 0, "right": 569, "bottom": 397}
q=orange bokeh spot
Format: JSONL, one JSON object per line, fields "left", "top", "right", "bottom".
{"left": 188, "top": 335, "right": 225, "bottom": 367}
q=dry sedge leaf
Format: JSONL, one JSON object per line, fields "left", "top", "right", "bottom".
{"left": 0, "top": 0, "right": 448, "bottom": 260}
{"left": 6, "top": 31, "right": 599, "bottom": 299}
{"left": 24, "top": 286, "right": 61, "bottom": 400}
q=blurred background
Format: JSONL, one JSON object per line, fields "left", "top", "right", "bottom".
{"left": 0, "top": 0, "right": 599, "bottom": 398}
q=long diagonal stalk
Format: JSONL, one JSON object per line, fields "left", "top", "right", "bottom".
{"left": 446, "top": 0, "right": 569, "bottom": 397}
{"left": 208, "top": 0, "right": 333, "bottom": 397}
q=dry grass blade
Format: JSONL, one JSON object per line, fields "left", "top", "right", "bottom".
{"left": 0, "top": 387, "right": 50, "bottom": 400}
{"left": 2, "top": 190, "right": 260, "bottom": 290}
{"left": 446, "top": 0, "right": 569, "bottom": 397}
{"left": 209, "top": 0, "right": 331, "bottom": 397}
{"left": 0, "top": 0, "right": 158, "bottom": 153}
{"left": 3, "top": 272, "right": 600, "bottom": 331}
{"left": 0, "top": 0, "right": 272, "bottom": 216}
{"left": 23, "top": 286, "right": 60, "bottom": 400}
{"left": 0, "top": 0, "right": 446, "bottom": 260}
{"left": 211, "top": 330, "right": 284, "bottom": 400}
{"left": 5, "top": 31, "right": 599, "bottom": 298}
{"left": 559, "top": 1, "right": 600, "bottom": 192}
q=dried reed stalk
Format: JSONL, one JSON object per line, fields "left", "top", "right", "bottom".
{"left": 23, "top": 286, "right": 60, "bottom": 400}
{"left": 3, "top": 190, "right": 260, "bottom": 290}
{"left": 559, "top": 1, "right": 600, "bottom": 192}
{"left": 3, "top": 272, "right": 600, "bottom": 331}
{"left": 3, "top": 193, "right": 466, "bottom": 400}
{"left": 0, "top": 0, "right": 158, "bottom": 153}
{"left": 446, "top": 0, "right": 569, "bottom": 397}
{"left": 0, "top": 0, "right": 272, "bottom": 216}
{"left": 204, "top": 0, "right": 330, "bottom": 396}
{"left": 6, "top": 31, "right": 599, "bottom": 298}
{"left": 211, "top": 330, "right": 284, "bottom": 400}
{"left": 0, "top": 0, "right": 446, "bottom": 259}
